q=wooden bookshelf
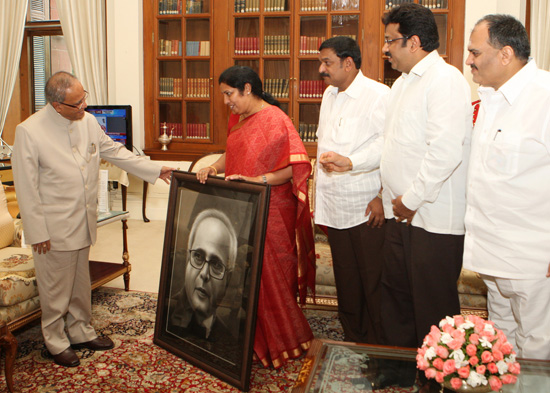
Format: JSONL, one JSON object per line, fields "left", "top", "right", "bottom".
{"left": 143, "top": 0, "right": 465, "bottom": 161}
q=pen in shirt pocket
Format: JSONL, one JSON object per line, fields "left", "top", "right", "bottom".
{"left": 493, "top": 129, "right": 501, "bottom": 140}
{"left": 88, "top": 143, "right": 96, "bottom": 154}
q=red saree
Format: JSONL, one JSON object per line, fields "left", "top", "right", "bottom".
{"left": 225, "top": 105, "right": 316, "bottom": 368}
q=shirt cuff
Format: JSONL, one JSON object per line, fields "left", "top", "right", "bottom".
{"left": 347, "top": 152, "right": 369, "bottom": 172}
{"left": 401, "top": 189, "right": 424, "bottom": 211}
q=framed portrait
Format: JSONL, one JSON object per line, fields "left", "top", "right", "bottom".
{"left": 154, "top": 171, "right": 270, "bottom": 391}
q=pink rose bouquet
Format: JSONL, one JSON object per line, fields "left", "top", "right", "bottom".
{"left": 417, "top": 315, "right": 520, "bottom": 391}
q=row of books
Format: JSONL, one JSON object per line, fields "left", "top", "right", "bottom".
{"left": 158, "top": 0, "right": 205, "bottom": 14}
{"left": 186, "top": 41, "right": 210, "bottom": 56}
{"left": 383, "top": 77, "right": 397, "bottom": 87}
{"left": 300, "top": 0, "right": 328, "bottom": 11}
{"left": 300, "top": 36, "right": 326, "bottom": 55}
{"left": 186, "top": 123, "right": 210, "bottom": 139}
{"left": 264, "top": 36, "right": 290, "bottom": 55}
{"left": 159, "top": 78, "right": 183, "bottom": 97}
{"left": 299, "top": 80, "right": 326, "bottom": 99}
{"left": 419, "top": 0, "right": 447, "bottom": 9}
{"left": 386, "top": 0, "right": 447, "bottom": 10}
{"left": 186, "top": 0, "right": 204, "bottom": 13}
{"left": 298, "top": 123, "right": 318, "bottom": 142}
{"left": 160, "top": 123, "right": 183, "bottom": 138}
{"left": 159, "top": 39, "right": 182, "bottom": 56}
{"left": 159, "top": 78, "right": 210, "bottom": 97}
{"left": 234, "top": 0, "right": 259, "bottom": 13}
{"left": 159, "top": 0, "right": 182, "bottom": 14}
{"left": 265, "top": 0, "right": 287, "bottom": 11}
{"left": 235, "top": 37, "right": 260, "bottom": 55}
{"left": 265, "top": 79, "right": 290, "bottom": 99}
{"left": 331, "top": 0, "right": 359, "bottom": 11}
{"left": 187, "top": 78, "right": 210, "bottom": 98}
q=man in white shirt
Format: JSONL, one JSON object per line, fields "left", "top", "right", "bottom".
{"left": 379, "top": 4, "right": 471, "bottom": 386}
{"left": 464, "top": 15, "right": 550, "bottom": 361}
{"left": 315, "top": 36, "right": 389, "bottom": 344}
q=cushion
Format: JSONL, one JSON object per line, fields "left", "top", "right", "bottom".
{"left": 0, "top": 183, "right": 15, "bottom": 248}
{"left": 0, "top": 296, "right": 40, "bottom": 324}
{"left": 0, "top": 277, "right": 38, "bottom": 306}
{"left": 457, "top": 269, "right": 488, "bottom": 296}
{"left": 0, "top": 247, "right": 37, "bottom": 306}
{"left": 315, "top": 242, "right": 335, "bottom": 288}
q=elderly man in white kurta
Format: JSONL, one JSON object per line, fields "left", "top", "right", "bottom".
{"left": 464, "top": 15, "right": 550, "bottom": 361}
{"left": 12, "top": 71, "right": 172, "bottom": 367}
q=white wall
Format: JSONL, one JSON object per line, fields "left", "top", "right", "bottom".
{"left": 106, "top": 0, "right": 145, "bottom": 154}
{"left": 105, "top": 0, "right": 528, "bottom": 220}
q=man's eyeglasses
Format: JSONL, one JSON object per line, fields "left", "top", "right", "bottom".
{"left": 384, "top": 36, "right": 411, "bottom": 45}
{"left": 59, "top": 91, "right": 88, "bottom": 110}
{"left": 188, "top": 249, "right": 227, "bottom": 280}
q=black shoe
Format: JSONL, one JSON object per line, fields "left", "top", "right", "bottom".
{"left": 52, "top": 347, "right": 80, "bottom": 367}
{"left": 71, "top": 336, "right": 114, "bottom": 351}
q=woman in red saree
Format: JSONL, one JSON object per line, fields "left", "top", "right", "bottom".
{"left": 197, "top": 66, "right": 316, "bottom": 368}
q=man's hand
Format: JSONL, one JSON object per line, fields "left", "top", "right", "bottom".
{"left": 392, "top": 195, "right": 416, "bottom": 225}
{"left": 365, "top": 196, "right": 384, "bottom": 228}
{"left": 319, "top": 151, "right": 353, "bottom": 173}
{"left": 547, "top": 262, "right": 550, "bottom": 278}
{"left": 159, "top": 166, "right": 175, "bottom": 184}
{"left": 33, "top": 240, "right": 51, "bottom": 255}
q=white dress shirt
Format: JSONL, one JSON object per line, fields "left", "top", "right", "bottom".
{"left": 463, "top": 60, "right": 550, "bottom": 279}
{"left": 315, "top": 71, "right": 390, "bottom": 229}
{"left": 380, "top": 50, "right": 472, "bottom": 235}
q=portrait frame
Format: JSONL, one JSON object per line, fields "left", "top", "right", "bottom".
{"left": 154, "top": 171, "right": 270, "bottom": 391}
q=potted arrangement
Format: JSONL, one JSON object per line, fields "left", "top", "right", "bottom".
{"left": 417, "top": 315, "right": 521, "bottom": 392}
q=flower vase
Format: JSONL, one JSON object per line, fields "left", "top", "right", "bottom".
{"left": 442, "top": 381, "right": 493, "bottom": 393}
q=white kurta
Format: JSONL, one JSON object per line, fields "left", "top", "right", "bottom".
{"left": 380, "top": 50, "right": 472, "bottom": 235}
{"left": 463, "top": 60, "right": 550, "bottom": 279}
{"left": 315, "top": 71, "right": 389, "bottom": 229}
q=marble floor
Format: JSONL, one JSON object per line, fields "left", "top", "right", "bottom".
{"left": 90, "top": 218, "right": 167, "bottom": 293}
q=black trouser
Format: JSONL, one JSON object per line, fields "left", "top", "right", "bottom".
{"left": 327, "top": 221, "right": 385, "bottom": 344}
{"left": 379, "top": 219, "right": 464, "bottom": 387}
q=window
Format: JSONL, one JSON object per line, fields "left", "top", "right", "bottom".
{"left": 24, "top": 0, "right": 72, "bottom": 113}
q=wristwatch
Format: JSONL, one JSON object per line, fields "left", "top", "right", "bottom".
{"left": 262, "top": 175, "right": 267, "bottom": 184}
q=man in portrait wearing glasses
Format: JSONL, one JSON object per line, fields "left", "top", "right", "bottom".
{"left": 377, "top": 3, "right": 471, "bottom": 388}
{"left": 12, "top": 71, "right": 173, "bottom": 368}
{"left": 169, "top": 208, "right": 238, "bottom": 343}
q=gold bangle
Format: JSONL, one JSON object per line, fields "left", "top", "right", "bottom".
{"left": 377, "top": 192, "right": 383, "bottom": 199}
{"left": 207, "top": 166, "right": 218, "bottom": 176}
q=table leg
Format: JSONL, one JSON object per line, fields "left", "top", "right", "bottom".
{"left": 142, "top": 181, "right": 150, "bottom": 222}
{"left": 122, "top": 218, "right": 130, "bottom": 291}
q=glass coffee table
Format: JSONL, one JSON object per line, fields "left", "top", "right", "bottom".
{"left": 292, "top": 339, "right": 550, "bottom": 393}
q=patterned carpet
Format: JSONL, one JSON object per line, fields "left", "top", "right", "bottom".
{"left": 1, "top": 288, "right": 419, "bottom": 392}
{"left": 0, "top": 288, "right": 341, "bottom": 392}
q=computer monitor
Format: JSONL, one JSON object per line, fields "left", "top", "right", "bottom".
{"left": 85, "top": 105, "right": 133, "bottom": 152}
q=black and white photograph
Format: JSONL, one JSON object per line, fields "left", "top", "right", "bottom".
{"left": 154, "top": 171, "right": 270, "bottom": 391}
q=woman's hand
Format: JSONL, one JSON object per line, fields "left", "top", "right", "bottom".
{"left": 197, "top": 166, "right": 216, "bottom": 184}
{"left": 225, "top": 174, "right": 258, "bottom": 183}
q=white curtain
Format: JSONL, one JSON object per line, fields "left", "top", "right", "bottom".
{"left": 0, "top": 1, "right": 29, "bottom": 145}
{"left": 57, "top": 0, "right": 108, "bottom": 105}
{"left": 531, "top": 0, "right": 550, "bottom": 71}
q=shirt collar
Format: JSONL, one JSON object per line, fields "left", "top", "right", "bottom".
{"left": 405, "top": 50, "right": 440, "bottom": 78}
{"left": 494, "top": 59, "right": 537, "bottom": 106}
{"left": 328, "top": 70, "right": 364, "bottom": 99}
{"left": 46, "top": 103, "right": 73, "bottom": 127}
